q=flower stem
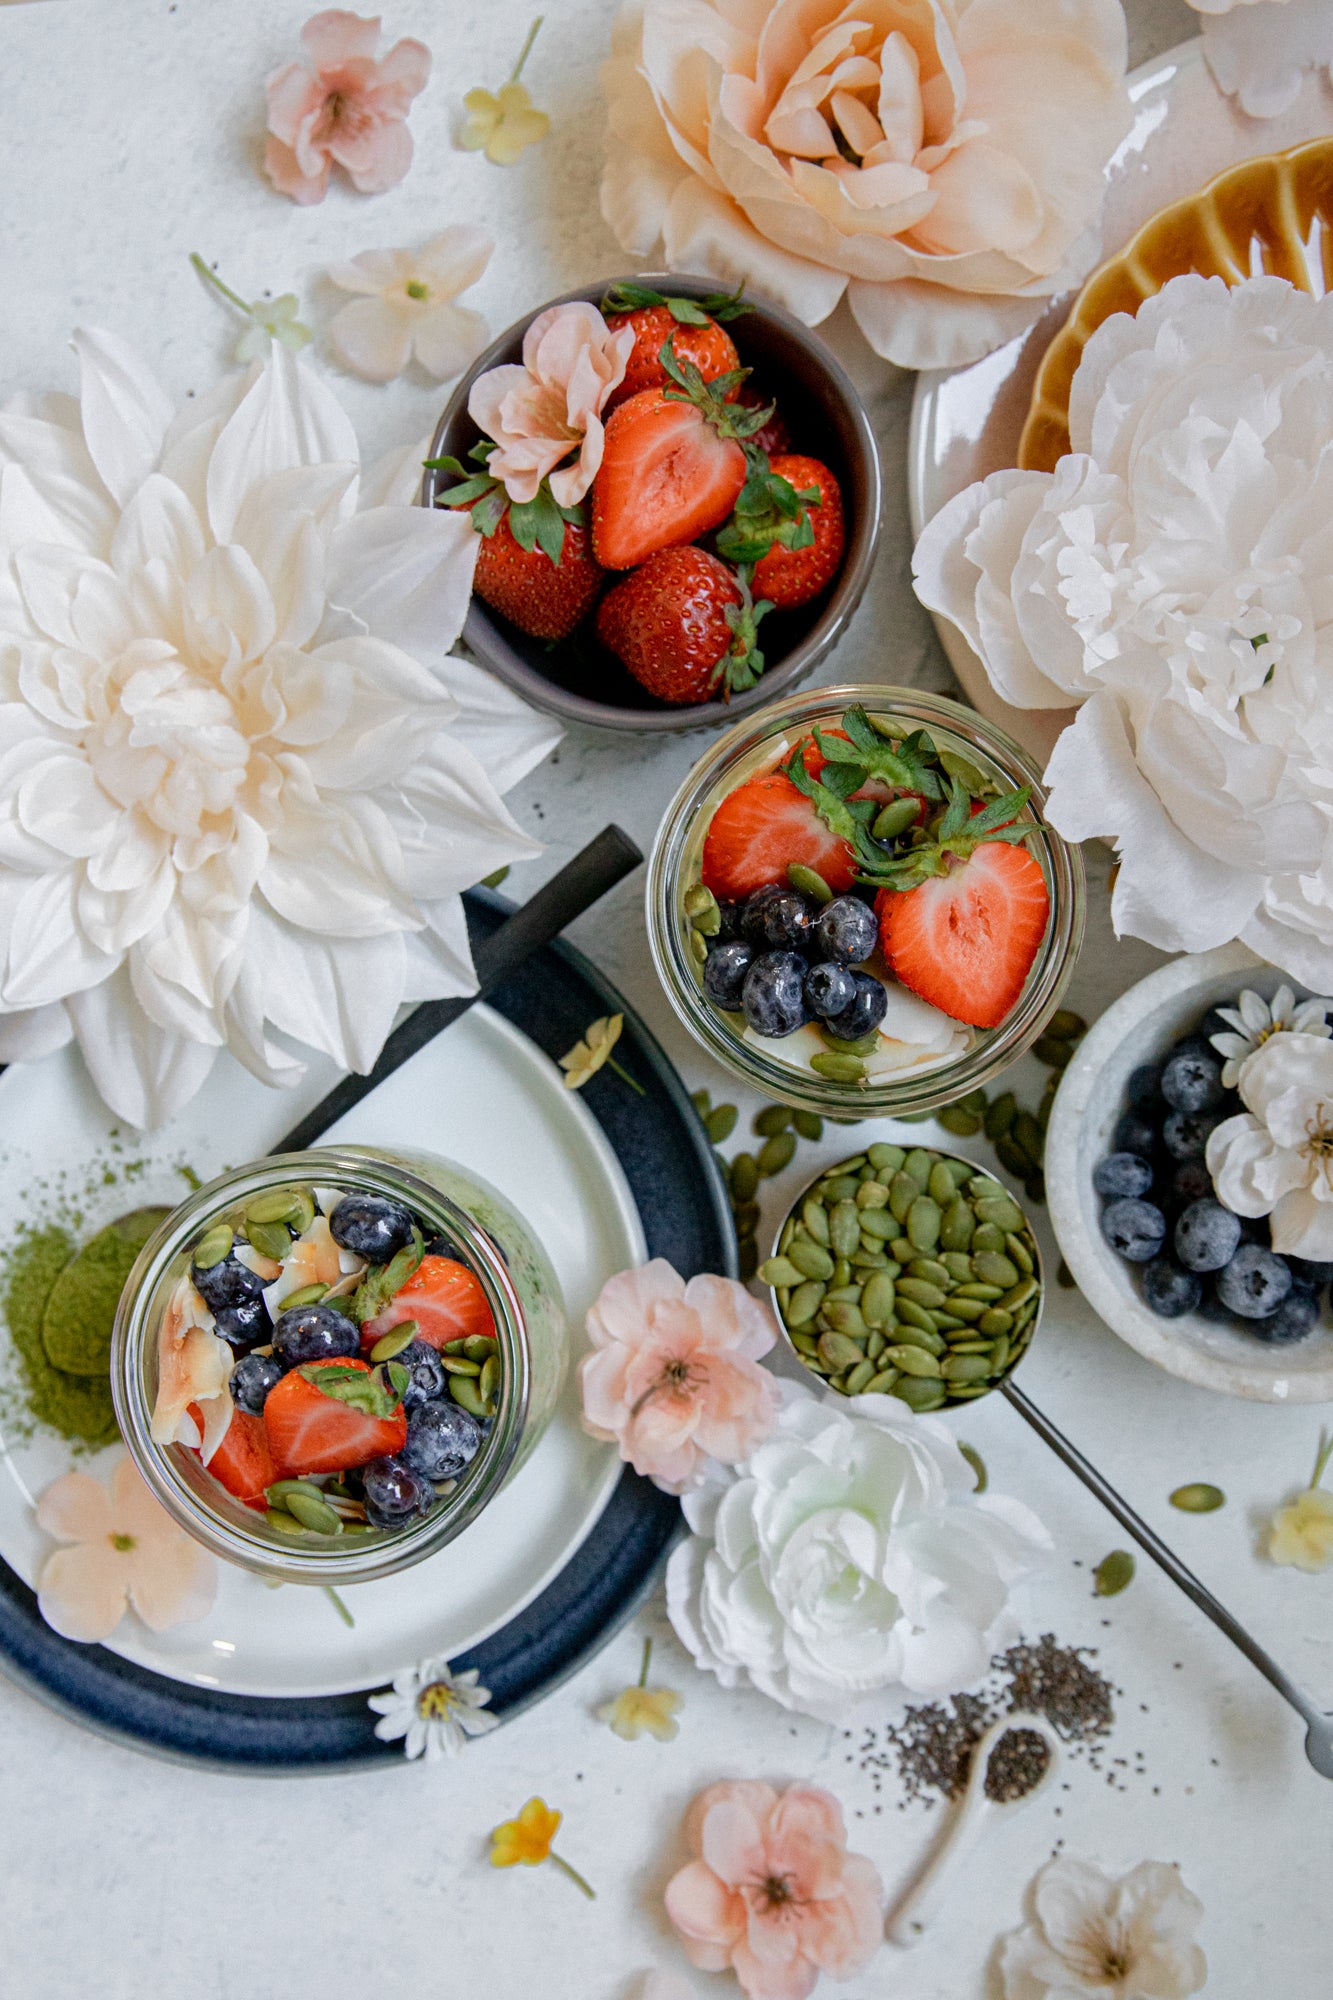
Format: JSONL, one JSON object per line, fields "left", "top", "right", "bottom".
{"left": 608, "top": 1057, "right": 646, "bottom": 1097}
{"left": 510, "top": 15, "right": 543, "bottom": 84}
{"left": 190, "top": 252, "right": 250, "bottom": 317}
{"left": 1310, "top": 1430, "right": 1333, "bottom": 1491}
{"left": 323, "top": 1585, "right": 355, "bottom": 1628}
{"left": 548, "top": 1850, "right": 596, "bottom": 1900}
{"left": 638, "top": 1636, "right": 652, "bottom": 1688}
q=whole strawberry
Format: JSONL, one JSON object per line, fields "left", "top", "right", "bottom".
{"left": 717, "top": 454, "right": 846, "bottom": 611}
{"left": 473, "top": 509, "right": 602, "bottom": 641}
{"left": 596, "top": 547, "right": 770, "bottom": 706}
{"left": 601, "top": 282, "right": 747, "bottom": 408}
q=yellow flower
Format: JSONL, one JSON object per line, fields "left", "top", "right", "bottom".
{"left": 458, "top": 18, "right": 550, "bottom": 166}
{"left": 1269, "top": 1432, "right": 1333, "bottom": 1571}
{"left": 598, "top": 1639, "right": 683, "bottom": 1741}
{"left": 490, "top": 1798, "right": 596, "bottom": 1898}
{"left": 559, "top": 1014, "right": 644, "bottom": 1094}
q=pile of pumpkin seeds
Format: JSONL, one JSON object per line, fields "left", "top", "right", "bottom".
{"left": 760, "top": 1143, "right": 1042, "bottom": 1410}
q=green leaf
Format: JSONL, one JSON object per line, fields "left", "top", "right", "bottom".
{"left": 824, "top": 708, "right": 943, "bottom": 800}
{"left": 966, "top": 786, "right": 1031, "bottom": 835}
{"left": 600, "top": 280, "right": 752, "bottom": 324}
{"left": 784, "top": 745, "right": 865, "bottom": 847}
{"left": 661, "top": 295, "right": 710, "bottom": 324}
{"left": 299, "top": 1362, "right": 403, "bottom": 1420}
{"left": 438, "top": 473, "right": 500, "bottom": 509}
{"left": 387, "top": 1361, "right": 410, "bottom": 1396}
{"left": 350, "top": 1228, "right": 424, "bottom": 1325}
{"left": 470, "top": 486, "right": 508, "bottom": 538}
{"left": 423, "top": 454, "right": 469, "bottom": 476}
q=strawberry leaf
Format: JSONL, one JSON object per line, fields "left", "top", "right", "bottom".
{"left": 784, "top": 744, "right": 872, "bottom": 846}
{"left": 509, "top": 485, "right": 569, "bottom": 566}
{"left": 299, "top": 1362, "right": 404, "bottom": 1419}
{"left": 469, "top": 486, "right": 508, "bottom": 538}
{"left": 601, "top": 281, "right": 752, "bottom": 324}
{"left": 712, "top": 568, "right": 772, "bottom": 698}
{"left": 716, "top": 458, "right": 818, "bottom": 563}
{"left": 820, "top": 708, "right": 944, "bottom": 800}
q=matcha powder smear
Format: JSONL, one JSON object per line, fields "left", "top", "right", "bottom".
{"left": 1, "top": 1226, "right": 121, "bottom": 1448}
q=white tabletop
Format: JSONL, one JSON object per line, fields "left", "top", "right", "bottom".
{"left": 1, "top": 2, "right": 1326, "bottom": 1997}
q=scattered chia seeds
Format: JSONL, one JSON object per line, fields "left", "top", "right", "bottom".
{"left": 983, "top": 1726, "right": 1052, "bottom": 1803}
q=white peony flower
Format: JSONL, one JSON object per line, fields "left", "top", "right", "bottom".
{"left": 328, "top": 227, "right": 494, "bottom": 385}
{"left": 1188, "top": 0, "right": 1333, "bottom": 121}
{"left": 368, "top": 1656, "right": 499, "bottom": 1760}
{"left": 1209, "top": 984, "right": 1332, "bottom": 1088}
{"left": 1207, "top": 1031, "right": 1333, "bottom": 1259}
{"left": 913, "top": 274, "right": 1333, "bottom": 990}
{"left": 665, "top": 1383, "right": 1050, "bottom": 1723}
{"left": 999, "top": 1855, "right": 1207, "bottom": 2000}
{"left": 0, "top": 329, "right": 561, "bottom": 1126}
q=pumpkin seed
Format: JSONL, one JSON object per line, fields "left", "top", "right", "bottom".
{"left": 824, "top": 1301, "right": 867, "bottom": 1338}
{"left": 943, "top": 1353, "right": 993, "bottom": 1383}
{"left": 193, "top": 1224, "right": 234, "bottom": 1270}
{"left": 886, "top": 1344, "right": 943, "bottom": 1379}
{"left": 939, "top": 1199, "right": 975, "bottom": 1252}
{"left": 738, "top": 1239, "right": 759, "bottom": 1280}
{"left": 855, "top": 1180, "right": 890, "bottom": 1210}
{"left": 903, "top": 1149, "right": 934, "bottom": 1188}
{"left": 973, "top": 1250, "right": 1020, "bottom": 1288}
{"left": 828, "top": 1200, "right": 860, "bottom": 1259}
{"left": 975, "top": 1195, "right": 1023, "bottom": 1231}
{"left": 867, "top": 1143, "right": 905, "bottom": 1171}
{"left": 1013, "top": 1111, "right": 1045, "bottom": 1165}
{"left": 865, "top": 1367, "right": 900, "bottom": 1394}
{"left": 871, "top": 796, "right": 922, "bottom": 841}
{"left": 887, "top": 1172, "right": 917, "bottom": 1222}
{"left": 831, "top": 1256, "right": 853, "bottom": 1287}
{"left": 463, "top": 1335, "right": 497, "bottom": 1361}
{"left": 687, "top": 928, "right": 709, "bottom": 966}
{"left": 247, "top": 1219, "right": 293, "bottom": 1262}
{"left": 758, "top": 1131, "right": 797, "bottom": 1176}
{"left": 793, "top": 1110, "right": 823, "bottom": 1142}
{"left": 285, "top": 1489, "right": 344, "bottom": 1535}
{"left": 480, "top": 1355, "right": 501, "bottom": 1405}
{"left": 738, "top": 1203, "right": 762, "bottom": 1237}
{"left": 1094, "top": 1550, "right": 1135, "bottom": 1596}
{"left": 1000, "top": 1277, "right": 1039, "bottom": 1313}
{"left": 984, "top": 1092, "right": 1017, "bottom": 1139}
{"left": 791, "top": 1332, "right": 819, "bottom": 1357}
{"left": 989, "top": 1336, "right": 1012, "bottom": 1375}
{"left": 857, "top": 1208, "right": 899, "bottom": 1242}
{"left": 959, "top": 1443, "right": 987, "bottom": 1491}
{"left": 801, "top": 1197, "right": 831, "bottom": 1245}
{"left": 845, "top": 1357, "right": 876, "bottom": 1395}
{"left": 820, "top": 1174, "right": 862, "bottom": 1202}
{"left": 1005, "top": 1232, "right": 1035, "bottom": 1275}
{"left": 907, "top": 1196, "right": 942, "bottom": 1251}
{"left": 938, "top": 1106, "right": 982, "bottom": 1137}
{"left": 246, "top": 1186, "right": 309, "bottom": 1228}
{"left": 759, "top": 1256, "right": 803, "bottom": 1289}
{"left": 450, "top": 1375, "right": 491, "bottom": 1419}
{"left": 787, "top": 862, "right": 834, "bottom": 904}
{"left": 440, "top": 1354, "right": 481, "bottom": 1376}
{"left": 894, "top": 1297, "right": 938, "bottom": 1336}
{"left": 810, "top": 1052, "right": 865, "bottom": 1082}
{"left": 731, "top": 1154, "right": 760, "bottom": 1202}
{"left": 995, "top": 1135, "right": 1031, "bottom": 1180}
{"left": 819, "top": 1330, "right": 865, "bottom": 1373}
{"left": 754, "top": 1104, "right": 793, "bottom": 1137}
{"left": 941, "top": 1252, "right": 974, "bottom": 1282}
{"left": 1170, "top": 1483, "right": 1225, "bottom": 1513}
{"left": 887, "top": 1322, "right": 945, "bottom": 1355}
{"left": 908, "top": 1256, "right": 950, "bottom": 1287}
{"left": 1032, "top": 1035, "right": 1073, "bottom": 1069}
{"left": 705, "top": 1104, "right": 738, "bottom": 1144}
{"left": 850, "top": 1248, "right": 891, "bottom": 1270}
{"left": 787, "top": 1281, "right": 826, "bottom": 1326}
{"left": 266, "top": 1507, "right": 310, "bottom": 1537}
{"left": 953, "top": 1281, "right": 1003, "bottom": 1302}
{"left": 281, "top": 1282, "right": 329, "bottom": 1310}
{"left": 369, "top": 1321, "right": 419, "bottom": 1362}
{"left": 891, "top": 1376, "right": 946, "bottom": 1412}
{"left": 684, "top": 882, "right": 719, "bottom": 923}
{"left": 977, "top": 1308, "right": 1013, "bottom": 1338}
{"left": 788, "top": 1238, "right": 835, "bottom": 1281}
{"left": 1048, "top": 1008, "right": 1087, "bottom": 1040}
{"left": 861, "top": 1278, "right": 896, "bottom": 1332}
{"left": 896, "top": 1276, "right": 947, "bottom": 1309}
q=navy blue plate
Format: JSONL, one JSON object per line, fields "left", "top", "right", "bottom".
{"left": 0, "top": 892, "right": 736, "bottom": 1770}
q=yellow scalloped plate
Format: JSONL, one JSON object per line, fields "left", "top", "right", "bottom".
{"left": 1019, "top": 135, "right": 1333, "bottom": 475}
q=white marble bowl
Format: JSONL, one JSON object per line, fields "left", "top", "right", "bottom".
{"left": 1045, "top": 944, "right": 1333, "bottom": 1404}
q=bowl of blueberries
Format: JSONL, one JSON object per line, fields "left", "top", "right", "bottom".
{"left": 1044, "top": 943, "right": 1333, "bottom": 1402}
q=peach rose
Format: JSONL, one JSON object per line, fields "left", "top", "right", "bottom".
{"left": 600, "top": 0, "right": 1133, "bottom": 370}
{"left": 580, "top": 1260, "right": 780, "bottom": 1493}
{"left": 468, "top": 302, "right": 636, "bottom": 507}
{"left": 264, "top": 10, "right": 431, "bottom": 206}
{"left": 665, "top": 1780, "right": 883, "bottom": 2000}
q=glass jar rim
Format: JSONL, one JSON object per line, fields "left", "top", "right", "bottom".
{"left": 645, "top": 683, "right": 1085, "bottom": 1117}
{"left": 111, "top": 1147, "right": 531, "bottom": 1585}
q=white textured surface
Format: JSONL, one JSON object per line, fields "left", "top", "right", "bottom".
{"left": 1, "top": 3, "right": 1328, "bottom": 1998}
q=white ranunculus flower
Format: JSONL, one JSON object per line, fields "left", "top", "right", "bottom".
{"left": 1188, "top": 0, "right": 1333, "bottom": 121}
{"left": 1206, "top": 1031, "right": 1333, "bottom": 1259}
{"left": 665, "top": 1383, "right": 1050, "bottom": 1722}
{"left": 913, "top": 274, "right": 1333, "bottom": 989}
{"left": 0, "top": 330, "right": 561, "bottom": 1126}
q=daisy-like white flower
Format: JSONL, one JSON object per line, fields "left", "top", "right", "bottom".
{"left": 368, "top": 1655, "right": 499, "bottom": 1761}
{"left": 0, "top": 329, "right": 560, "bottom": 1127}
{"left": 328, "top": 227, "right": 493, "bottom": 385}
{"left": 1209, "top": 985, "right": 1332, "bottom": 1088}
{"left": 999, "top": 1855, "right": 1206, "bottom": 2000}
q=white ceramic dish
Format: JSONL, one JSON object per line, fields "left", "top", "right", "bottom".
{"left": 907, "top": 40, "right": 1333, "bottom": 767}
{"left": 0, "top": 1008, "right": 641, "bottom": 1696}
{"left": 1045, "top": 943, "right": 1333, "bottom": 1403}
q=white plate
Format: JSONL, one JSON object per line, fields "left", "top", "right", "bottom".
{"left": 0, "top": 1009, "right": 642, "bottom": 1697}
{"left": 908, "top": 40, "right": 1333, "bottom": 766}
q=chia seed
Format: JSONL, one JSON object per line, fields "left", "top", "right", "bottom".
{"left": 983, "top": 1726, "right": 1052, "bottom": 1803}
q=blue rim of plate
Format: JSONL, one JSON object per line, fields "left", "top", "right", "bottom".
{"left": 0, "top": 889, "right": 737, "bottom": 1771}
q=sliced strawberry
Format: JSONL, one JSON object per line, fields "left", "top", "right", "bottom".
{"left": 604, "top": 306, "right": 740, "bottom": 409}
{"left": 192, "top": 1403, "right": 275, "bottom": 1511}
{"left": 876, "top": 842, "right": 1050, "bottom": 1029}
{"left": 362, "top": 1254, "right": 495, "bottom": 1354}
{"left": 592, "top": 391, "right": 746, "bottom": 570}
{"left": 263, "top": 1359, "right": 407, "bottom": 1478}
{"left": 702, "top": 771, "right": 858, "bottom": 902}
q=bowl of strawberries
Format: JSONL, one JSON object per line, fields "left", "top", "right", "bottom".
{"left": 422, "top": 274, "right": 880, "bottom": 732}
{"left": 647, "top": 686, "right": 1086, "bottom": 1116}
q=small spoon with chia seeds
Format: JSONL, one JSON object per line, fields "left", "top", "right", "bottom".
{"left": 885, "top": 1712, "right": 1063, "bottom": 1948}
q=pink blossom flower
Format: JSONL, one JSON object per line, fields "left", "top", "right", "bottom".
{"left": 665, "top": 1781, "right": 883, "bottom": 2000}
{"left": 36, "top": 1458, "right": 218, "bottom": 1644}
{"left": 264, "top": 10, "right": 431, "bottom": 207}
{"left": 468, "top": 302, "right": 635, "bottom": 507}
{"left": 580, "top": 1260, "right": 779, "bottom": 1494}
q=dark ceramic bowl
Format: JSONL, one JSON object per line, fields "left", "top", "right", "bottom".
{"left": 421, "top": 273, "right": 881, "bottom": 735}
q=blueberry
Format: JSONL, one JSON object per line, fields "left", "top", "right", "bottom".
{"left": 1170, "top": 1160, "right": 1212, "bottom": 1210}
{"left": 1249, "top": 1288, "right": 1321, "bottom": 1344}
{"left": 1199, "top": 1007, "right": 1232, "bottom": 1040}
{"left": 1114, "top": 1110, "right": 1158, "bottom": 1158}
{"left": 740, "top": 885, "right": 814, "bottom": 952}
{"left": 1160, "top": 1048, "right": 1225, "bottom": 1114}
{"left": 1174, "top": 1199, "right": 1243, "bottom": 1273}
{"left": 402, "top": 1397, "right": 484, "bottom": 1481}
{"left": 1197, "top": 1284, "right": 1239, "bottom": 1323}
{"left": 824, "top": 971, "right": 889, "bottom": 1042}
{"left": 212, "top": 1294, "right": 271, "bottom": 1348}
{"left": 271, "top": 1301, "right": 360, "bottom": 1367}
{"left": 1093, "top": 1152, "right": 1154, "bottom": 1199}
{"left": 741, "top": 951, "right": 808, "bottom": 1038}
{"left": 716, "top": 899, "right": 744, "bottom": 942}
{"left": 804, "top": 961, "right": 856, "bottom": 1021}
{"left": 1142, "top": 1259, "right": 1202, "bottom": 1318}
{"left": 395, "top": 1338, "right": 447, "bottom": 1411}
{"left": 1162, "top": 1109, "right": 1219, "bottom": 1162}
{"left": 703, "top": 939, "right": 754, "bottom": 1011}
{"left": 1286, "top": 1256, "right": 1333, "bottom": 1288}
{"left": 1216, "top": 1244, "right": 1293, "bottom": 1319}
{"left": 230, "top": 1352, "right": 283, "bottom": 1414}
{"left": 812, "top": 896, "right": 878, "bottom": 966}
{"left": 192, "top": 1252, "right": 266, "bottom": 1313}
{"left": 1100, "top": 1197, "right": 1167, "bottom": 1262}
{"left": 328, "top": 1193, "right": 416, "bottom": 1262}
{"left": 1126, "top": 1062, "right": 1163, "bottom": 1106}
{"left": 362, "top": 1454, "right": 436, "bottom": 1528}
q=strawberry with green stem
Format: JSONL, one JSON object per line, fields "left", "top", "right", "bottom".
{"left": 601, "top": 281, "right": 751, "bottom": 408}
{"left": 428, "top": 442, "right": 603, "bottom": 641}
{"left": 596, "top": 545, "right": 772, "bottom": 704}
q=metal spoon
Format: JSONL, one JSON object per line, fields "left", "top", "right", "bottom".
{"left": 885, "top": 1712, "right": 1063, "bottom": 1946}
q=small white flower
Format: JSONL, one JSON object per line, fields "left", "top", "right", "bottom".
{"left": 665, "top": 1382, "right": 1050, "bottom": 1722}
{"left": 368, "top": 1656, "right": 499, "bottom": 1761}
{"left": 1207, "top": 1032, "right": 1333, "bottom": 1258}
{"left": 236, "top": 294, "right": 311, "bottom": 363}
{"left": 328, "top": 228, "right": 493, "bottom": 385}
{"left": 1209, "top": 985, "right": 1332, "bottom": 1088}
{"left": 1000, "top": 1855, "right": 1206, "bottom": 2000}
{"left": 1187, "top": 0, "right": 1333, "bottom": 120}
